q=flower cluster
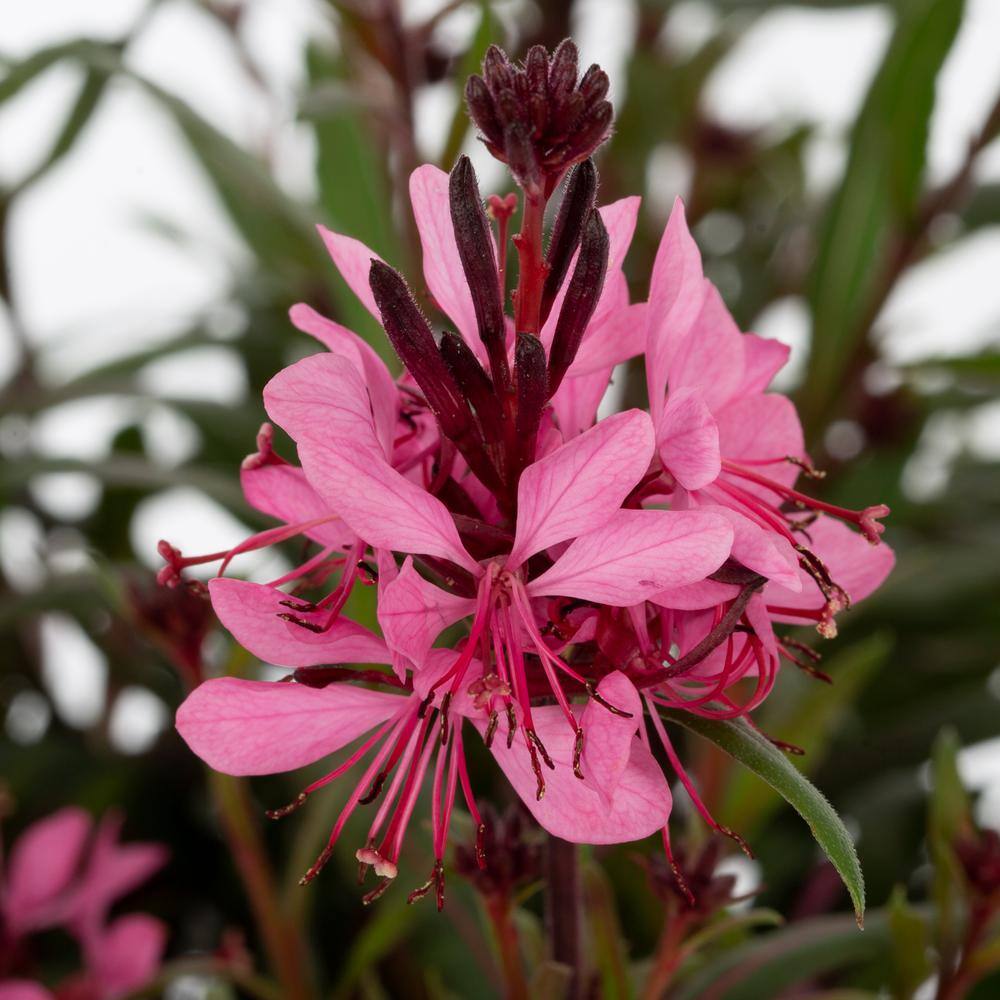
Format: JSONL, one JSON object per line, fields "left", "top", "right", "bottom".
{"left": 0, "top": 809, "right": 167, "bottom": 1000}
{"left": 166, "top": 42, "right": 893, "bottom": 908}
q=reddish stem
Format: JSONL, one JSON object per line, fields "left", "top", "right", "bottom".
{"left": 513, "top": 193, "right": 548, "bottom": 336}
{"left": 485, "top": 894, "right": 529, "bottom": 1000}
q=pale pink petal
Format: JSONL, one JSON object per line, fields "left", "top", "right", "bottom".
{"left": 715, "top": 392, "right": 804, "bottom": 491}
{"left": 409, "top": 165, "right": 487, "bottom": 360}
{"left": 668, "top": 284, "right": 747, "bottom": 413}
{"left": 579, "top": 672, "right": 643, "bottom": 811}
{"left": 645, "top": 198, "right": 709, "bottom": 423}
{"left": 240, "top": 464, "right": 354, "bottom": 550}
{"left": 266, "top": 356, "right": 478, "bottom": 572}
{"left": 176, "top": 677, "right": 404, "bottom": 775}
{"left": 739, "top": 334, "right": 790, "bottom": 394}
{"left": 508, "top": 410, "right": 655, "bottom": 567}
{"left": 317, "top": 226, "right": 382, "bottom": 321}
{"left": 378, "top": 557, "right": 475, "bottom": 670}
{"left": 288, "top": 303, "right": 398, "bottom": 453}
{"left": 209, "top": 578, "right": 390, "bottom": 667}
{"left": 527, "top": 509, "right": 733, "bottom": 606}
{"left": 89, "top": 914, "right": 167, "bottom": 1000}
{"left": 482, "top": 704, "right": 671, "bottom": 843}
{"left": 656, "top": 388, "right": 721, "bottom": 490}
{"left": 568, "top": 299, "right": 647, "bottom": 376}
{"left": 3, "top": 808, "right": 91, "bottom": 935}
{"left": 550, "top": 365, "right": 613, "bottom": 440}
{"left": 765, "top": 517, "right": 895, "bottom": 616}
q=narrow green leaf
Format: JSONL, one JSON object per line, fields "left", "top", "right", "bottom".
{"left": 801, "top": 0, "right": 965, "bottom": 429}
{"left": 660, "top": 708, "right": 865, "bottom": 924}
{"left": 0, "top": 39, "right": 118, "bottom": 104}
{"left": 887, "top": 885, "right": 931, "bottom": 999}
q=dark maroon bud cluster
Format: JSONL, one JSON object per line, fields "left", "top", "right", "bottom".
{"left": 547, "top": 208, "right": 609, "bottom": 397}
{"left": 466, "top": 41, "right": 612, "bottom": 196}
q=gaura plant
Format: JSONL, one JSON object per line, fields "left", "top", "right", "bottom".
{"left": 161, "top": 42, "right": 893, "bottom": 918}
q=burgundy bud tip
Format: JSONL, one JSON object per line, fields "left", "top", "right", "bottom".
{"left": 541, "top": 158, "right": 598, "bottom": 326}
{"left": 514, "top": 332, "right": 547, "bottom": 474}
{"left": 547, "top": 208, "right": 609, "bottom": 397}
{"left": 449, "top": 156, "right": 509, "bottom": 389}
{"left": 466, "top": 41, "right": 613, "bottom": 194}
{"left": 440, "top": 332, "right": 504, "bottom": 444}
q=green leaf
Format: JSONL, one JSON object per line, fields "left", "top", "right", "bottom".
{"left": 887, "top": 885, "right": 931, "bottom": 999}
{"left": 330, "top": 897, "right": 416, "bottom": 1000}
{"left": 660, "top": 708, "right": 865, "bottom": 924}
{"left": 720, "top": 633, "right": 892, "bottom": 833}
{"left": 801, "top": 0, "right": 965, "bottom": 429}
{"left": 0, "top": 38, "right": 118, "bottom": 105}
{"left": 581, "top": 861, "right": 631, "bottom": 1000}
{"left": 671, "top": 910, "right": 897, "bottom": 1000}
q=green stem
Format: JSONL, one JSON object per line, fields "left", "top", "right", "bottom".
{"left": 209, "top": 771, "right": 313, "bottom": 1000}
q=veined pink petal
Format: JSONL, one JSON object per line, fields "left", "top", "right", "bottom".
{"left": 739, "top": 333, "right": 790, "bottom": 394}
{"left": 668, "top": 284, "right": 747, "bottom": 413}
{"left": 2, "top": 808, "right": 91, "bottom": 935}
{"left": 527, "top": 509, "right": 733, "bottom": 606}
{"left": 316, "top": 225, "right": 382, "bottom": 321}
{"left": 409, "top": 165, "right": 488, "bottom": 361}
{"left": 240, "top": 464, "right": 354, "bottom": 550}
{"left": 765, "top": 517, "right": 895, "bottom": 616}
{"left": 508, "top": 410, "right": 654, "bottom": 568}
{"left": 378, "top": 557, "right": 476, "bottom": 670}
{"left": 88, "top": 913, "right": 166, "bottom": 1000}
{"left": 713, "top": 506, "right": 801, "bottom": 591}
{"left": 209, "top": 578, "right": 390, "bottom": 667}
{"left": 656, "top": 387, "right": 721, "bottom": 490}
{"left": 266, "top": 355, "right": 478, "bottom": 573}
{"left": 176, "top": 677, "right": 404, "bottom": 775}
{"left": 580, "top": 672, "right": 643, "bottom": 811}
{"left": 645, "top": 198, "right": 708, "bottom": 423}
{"left": 288, "top": 303, "right": 398, "bottom": 454}
{"left": 482, "top": 704, "right": 671, "bottom": 843}
{"left": 652, "top": 578, "right": 740, "bottom": 611}
{"left": 716, "top": 392, "right": 804, "bottom": 491}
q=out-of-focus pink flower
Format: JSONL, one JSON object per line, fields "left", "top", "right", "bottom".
{"left": 0, "top": 809, "right": 167, "bottom": 1000}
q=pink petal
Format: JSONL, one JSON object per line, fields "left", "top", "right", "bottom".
{"left": 714, "top": 507, "right": 801, "bottom": 591}
{"left": 656, "top": 388, "right": 721, "bottom": 490}
{"left": 527, "top": 509, "right": 733, "bottom": 606}
{"left": 240, "top": 464, "right": 354, "bottom": 550}
{"left": 176, "top": 677, "right": 404, "bottom": 775}
{"left": 765, "top": 516, "right": 895, "bottom": 616}
{"left": 209, "top": 578, "right": 390, "bottom": 667}
{"left": 568, "top": 298, "right": 647, "bottom": 376}
{"left": 482, "top": 704, "right": 671, "bottom": 843}
{"left": 645, "top": 198, "right": 709, "bottom": 423}
{"left": 409, "top": 165, "right": 488, "bottom": 360}
{"left": 739, "top": 334, "right": 790, "bottom": 394}
{"left": 317, "top": 225, "right": 382, "bottom": 321}
{"left": 550, "top": 364, "right": 613, "bottom": 440}
{"left": 715, "top": 392, "right": 804, "bottom": 491}
{"left": 378, "top": 557, "right": 476, "bottom": 670}
{"left": 652, "top": 578, "right": 740, "bottom": 611}
{"left": 580, "top": 672, "right": 643, "bottom": 811}
{"left": 508, "top": 410, "right": 655, "bottom": 567}
{"left": 288, "top": 303, "right": 398, "bottom": 454}
{"left": 668, "top": 284, "right": 747, "bottom": 413}
{"left": 0, "top": 982, "right": 54, "bottom": 1000}
{"left": 266, "top": 355, "right": 478, "bottom": 572}
{"left": 3, "top": 808, "right": 91, "bottom": 935}
{"left": 87, "top": 913, "right": 166, "bottom": 999}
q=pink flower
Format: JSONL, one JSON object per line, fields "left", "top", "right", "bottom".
{"left": 165, "top": 41, "right": 893, "bottom": 907}
{"left": 0, "top": 809, "right": 167, "bottom": 1000}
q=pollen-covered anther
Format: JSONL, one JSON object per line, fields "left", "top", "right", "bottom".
{"left": 786, "top": 454, "right": 827, "bottom": 479}
{"left": 266, "top": 792, "right": 307, "bottom": 820}
{"left": 407, "top": 860, "right": 446, "bottom": 911}
{"left": 585, "top": 680, "right": 634, "bottom": 719}
{"left": 299, "top": 844, "right": 335, "bottom": 886}
{"left": 275, "top": 612, "right": 324, "bottom": 634}
{"left": 356, "top": 846, "right": 398, "bottom": 880}
{"left": 572, "top": 727, "right": 585, "bottom": 780}
{"left": 719, "top": 826, "right": 755, "bottom": 860}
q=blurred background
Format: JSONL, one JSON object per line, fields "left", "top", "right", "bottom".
{"left": 2, "top": 0, "right": 999, "bottom": 997}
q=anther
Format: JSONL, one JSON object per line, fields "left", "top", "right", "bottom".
{"left": 358, "top": 771, "right": 388, "bottom": 805}
{"left": 276, "top": 612, "right": 324, "bottom": 634}
{"left": 439, "top": 692, "right": 452, "bottom": 746}
{"left": 527, "top": 729, "right": 555, "bottom": 771}
{"left": 299, "top": 844, "right": 335, "bottom": 886}
{"left": 266, "top": 792, "right": 307, "bottom": 820}
{"left": 485, "top": 710, "right": 499, "bottom": 749}
{"left": 786, "top": 455, "right": 826, "bottom": 479}
{"left": 279, "top": 598, "right": 317, "bottom": 613}
{"left": 362, "top": 879, "right": 393, "bottom": 906}
{"left": 585, "top": 681, "right": 634, "bottom": 718}
{"left": 505, "top": 706, "right": 517, "bottom": 749}
{"left": 572, "top": 727, "right": 585, "bottom": 780}
{"left": 475, "top": 823, "right": 488, "bottom": 869}
{"left": 719, "top": 826, "right": 754, "bottom": 860}
{"left": 527, "top": 739, "right": 546, "bottom": 801}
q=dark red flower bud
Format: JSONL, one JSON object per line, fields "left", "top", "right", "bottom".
{"left": 369, "top": 259, "right": 471, "bottom": 443}
{"left": 440, "top": 332, "right": 504, "bottom": 444}
{"left": 466, "top": 41, "right": 613, "bottom": 195}
{"left": 546, "top": 208, "right": 609, "bottom": 397}
{"left": 540, "top": 158, "right": 597, "bottom": 326}
{"left": 448, "top": 156, "right": 510, "bottom": 390}
{"left": 514, "top": 332, "right": 547, "bottom": 472}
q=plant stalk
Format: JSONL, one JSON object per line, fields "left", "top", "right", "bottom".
{"left": 546, "top": 834, "right": 584, "bottom": 998}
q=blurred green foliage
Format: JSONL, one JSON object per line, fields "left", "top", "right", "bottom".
{"left": 2, "top": 1, "right": 1000, "bottom": 997}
